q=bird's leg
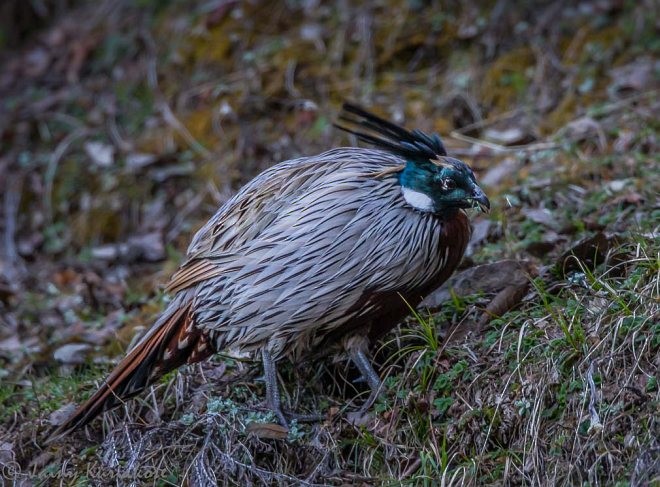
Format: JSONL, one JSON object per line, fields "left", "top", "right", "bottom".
{"left": 261, "top": 349, "right": 288, "bottom": 427}
{"left": 348, "top": 342, "right": 382, "bottom": 413}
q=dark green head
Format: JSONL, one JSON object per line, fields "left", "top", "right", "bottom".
{"left": 336, "top": 103, "right": 490, "bottom": 214}
{"left": 398, "top": 156, "right": 489, "bottom": 214}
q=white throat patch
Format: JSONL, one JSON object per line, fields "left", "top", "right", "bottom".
{"left": 401, "top": 187, "right": 434, "bottom": 212}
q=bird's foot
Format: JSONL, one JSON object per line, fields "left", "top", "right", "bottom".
{"left": 352, "top": 375, "right": 367, "bottom": 384}
{"left": 349, "top": 346, "right": 383, "bottom": 414}
{"left": 267, "top": 400, "right": 289, "bottom": 428}
{"left": 285, "top": 412, "right": 325, "bottom": 423}
{"left": 258, "top": 404, "right": 324, "bottom": 426}
{"left": 262, "top": 349, "right": 289, "bottom": 427}
{"left": 357, "top": 388, "right": 379, "bottom": 415}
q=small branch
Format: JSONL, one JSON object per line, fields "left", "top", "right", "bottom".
{"left": 43, "top": 127, "right": 91, "bottom": 226}
{"left": 139, "top": 26, "right": 214, "bottom": 161}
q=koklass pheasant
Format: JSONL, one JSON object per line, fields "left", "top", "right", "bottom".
{"left": 48, "top": 103, "right": 489, "bottom": 442}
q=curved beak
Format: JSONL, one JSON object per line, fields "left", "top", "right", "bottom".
{"left": 470, "top": 186, "right": 490, "bottom": 213}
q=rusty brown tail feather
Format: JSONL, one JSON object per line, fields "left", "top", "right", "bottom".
{"left": 45, "top": 302, "right": 212, "bottom": 444}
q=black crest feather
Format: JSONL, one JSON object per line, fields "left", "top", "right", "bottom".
{"left": 334, "top": 102, "right": 447, "bottom": 160}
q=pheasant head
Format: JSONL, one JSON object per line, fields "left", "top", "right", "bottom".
{"left": 336, "top": 103, "right": 490, "bottom": 214}
{"left": 398, "top": 156, "right": 490, "bottom": 214}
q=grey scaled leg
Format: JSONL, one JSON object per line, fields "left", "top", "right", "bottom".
{"left": 349, "top": 346, "right": 382, "bottom": 413}
{"left": 262, "top": 349, "right": 288, "bottom": 427}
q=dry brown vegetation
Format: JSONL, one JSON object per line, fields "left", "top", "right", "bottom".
{"left": 0, "top": 0, "right": 658, "bottom": 485}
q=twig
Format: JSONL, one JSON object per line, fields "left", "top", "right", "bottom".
{"left": 43, "top": 127, "right": 91, "bottom": 226}
{"left": 449, "top": 108, "right": 552, "bottom": 154}
{"left": 166, "top": 191, "right": 206, "bottom": 244}
{"left": 158, "top": 102, "right": 214, "bottom": 160}
{"left": 450, "top": 130, "right": 560, "bottom": 154}
{"left": 139, "top": 26, "right": 214, "bottom": 161}
{"left": 401, "top": 457, "right": 421, "bottom": 478}
{"left": 585, "top": 89, "right": 659, "bottom": 117}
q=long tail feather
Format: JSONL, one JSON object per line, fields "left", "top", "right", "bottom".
{"left": 45, "top": 300, "right": 212, "bottom": 444}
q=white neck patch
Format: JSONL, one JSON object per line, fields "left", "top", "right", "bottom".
{"left": 401, "top": 187, "right": 435, "bottom": 212}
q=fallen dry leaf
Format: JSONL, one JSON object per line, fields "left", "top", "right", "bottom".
{"left": 522, "top": 207, "right": 559, "bottom": 230}
{"left": 91, "top": 232, "right": 165, "bottom": 263}
{"left": 481, "top": 157, "right": 521, "bottom": 187}
{"left": 561, "top": 117, "right": 606, "bottom": 151}
{"left": 53, "top": 343, "right": 92, "bottom": 364}
{"left": 326, "top": 406, "right": 340, "bottom": 421}
{"left": 345, "top": 411, "right": 374, "bottom": 428}
{"left": 609, "top": 56, "right": 656, "bottom": 95}
{"left": 246, "top": 422, "right": 289, "bottom": 440}
{"left": 48, "top": 403, "right": 78, "bottom": 426}
{"left": 465, "top": 219, "right": 492, "bottom": 257}
{"left": 477, "top": 282, "right": 531, "bottom": 329}
{"left": 421, "top": 259, "right": 536, "bottom": 310}
{"left": 525, "top": 230, "right": 563, "bottom": 257}
{"left": 52, "top": 267, "right": 81, "bottom": 288}
{"left": 556, "top": 232, "right": 624, "bottom": 277}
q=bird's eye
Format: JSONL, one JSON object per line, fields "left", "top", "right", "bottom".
{"left": 443, "top": 178, "right": 456, "bottom": 190}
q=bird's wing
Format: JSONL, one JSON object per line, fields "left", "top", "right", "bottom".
{"left": 166, "top": 151, "right": 362, "bottom": 294}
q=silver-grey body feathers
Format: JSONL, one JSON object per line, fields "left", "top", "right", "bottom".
{"left": 174, "top": 148, "right": 469, "bottom": 360}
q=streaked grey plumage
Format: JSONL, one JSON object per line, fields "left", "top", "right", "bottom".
{"left": 47, "top": 105, "right": 486, "bottom": 443}
{"left": 180, "top": 148, "right": 466, "bottom": 360}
